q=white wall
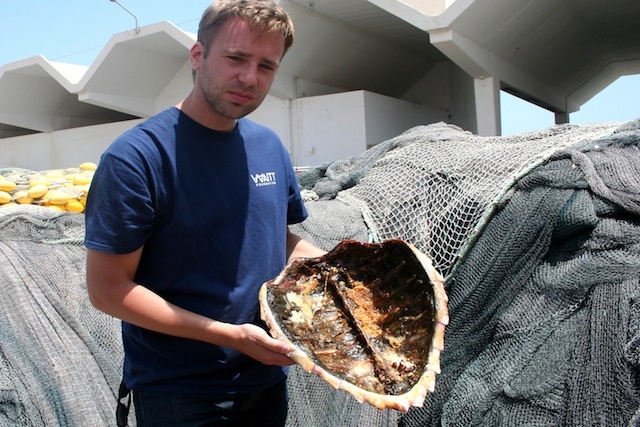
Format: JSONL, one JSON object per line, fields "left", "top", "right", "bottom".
{"left": 0, "top": 120, "right": 142, "bottom": 171}
{"left": 293, "top": 91, "right": 368, "bottom": 167}
{"left": 247, "top": 95, "right": 291, "bottom": 151}
{"left": 363, "top": 91, "right": 449, "bottom": 148}
{"left": 290, "top": 90, "right": 450, "bottom": 167}
{"left": 402, "top": 61, "right": 477, "bottom": 131}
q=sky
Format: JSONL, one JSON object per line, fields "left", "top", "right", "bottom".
{"left": 1, "top": 0, "right": 638, "bottom": 136}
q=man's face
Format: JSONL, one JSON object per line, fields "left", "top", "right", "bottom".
{"left": 191, "top": 18, "right": 285, "bottom": 126}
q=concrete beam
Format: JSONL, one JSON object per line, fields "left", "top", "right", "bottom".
{"left": 567, "top": 59, "right": 640, "bottom": 113}
{"left": 77, "top": 92, "right": 155, "bottom": 118}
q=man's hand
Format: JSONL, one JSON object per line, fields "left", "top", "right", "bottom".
{"left": 230, "top": 324, "right": 295, "bottom": 366}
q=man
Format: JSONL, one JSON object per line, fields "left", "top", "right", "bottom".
{"left": 84, "top": 1, "right": 326, "bottom": 425}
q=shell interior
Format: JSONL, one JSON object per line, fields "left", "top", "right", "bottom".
{"left": 260, "top": 239, "right": 448, "bottom": 411}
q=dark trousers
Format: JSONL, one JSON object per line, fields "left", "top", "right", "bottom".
{"left": 132, "top": 379, "right": 288, "bottom": 427}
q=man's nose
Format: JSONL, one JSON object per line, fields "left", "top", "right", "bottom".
{"left": 239, "top": 65, "right": 258, "bottom": 86}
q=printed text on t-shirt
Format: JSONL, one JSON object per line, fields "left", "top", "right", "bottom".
{"left": 251, "top": 172, "right": 277, "bottom": 187}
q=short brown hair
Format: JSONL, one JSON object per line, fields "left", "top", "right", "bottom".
{"left": 197, "top": 0, "right": 294, "bottom": 58}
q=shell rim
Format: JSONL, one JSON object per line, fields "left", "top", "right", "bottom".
{"left": 258, "top": 239, "right": 449, "bottom": 412}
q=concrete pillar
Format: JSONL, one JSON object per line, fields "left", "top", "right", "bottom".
{"left": 474, "top": 76, "right": 501, "bottom": 136}
{"left": 555, "top": 111, "right": 569, "bottom": 124}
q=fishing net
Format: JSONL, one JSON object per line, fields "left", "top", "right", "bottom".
{"left": 0, "top": 205, "right": 126, "bottom": 426}
{"left": 297, "top": 121, "right": 628, "bottom": 280}
{"left": 396, "top": 119, "right": 640, "bottom": 427}
{"left": 288, "top": 118, "right": 640, "bottom": 427}
{"left": 1, "top": 118, "right": 639, "bottom": 426}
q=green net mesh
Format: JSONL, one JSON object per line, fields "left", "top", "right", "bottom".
{"left": 300, "top": 121, "right": 622, "bottom": 280}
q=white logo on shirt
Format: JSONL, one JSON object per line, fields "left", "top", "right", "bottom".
{"left": 251, "top": 172, "right": 277, "bottom": 187}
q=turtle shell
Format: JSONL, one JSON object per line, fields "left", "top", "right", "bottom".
{"left": 259, "top": 239, "right": 449, "bottom": 411}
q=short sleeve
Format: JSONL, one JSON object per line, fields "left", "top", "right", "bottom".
{"left": 84, "top": 144, "right": 156, "bottom": 254}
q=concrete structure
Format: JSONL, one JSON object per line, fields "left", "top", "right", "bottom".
{"left": 1, "top": 0, "right": 639, "bottom": 170}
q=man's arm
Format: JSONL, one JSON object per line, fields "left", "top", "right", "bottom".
{"left": 286, "top": 227, "right": 327, "bottom": 261}
{"left": 85, "top": 248, "right": 294, "bottom": 365}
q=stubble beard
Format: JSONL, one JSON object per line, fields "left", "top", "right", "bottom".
{"left": 205, "top": 89, "right": 255, "bottom": 120}
{"left": 200, "top": 76, "right": 262, "bottom": 121}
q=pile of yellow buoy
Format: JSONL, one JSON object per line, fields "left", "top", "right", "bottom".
{"left": 0, "top": 162, "right": 97, "bottom": 213}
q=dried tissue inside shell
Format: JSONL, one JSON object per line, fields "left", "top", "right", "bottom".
{"left": 259, "top": 239, "right": 449, "bottom": 411}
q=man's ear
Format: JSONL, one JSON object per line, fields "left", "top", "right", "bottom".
{"left": 190, "top": 41, "right": 205, "bottom": 72}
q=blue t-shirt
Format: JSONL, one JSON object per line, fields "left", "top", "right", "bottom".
{"left": 84, "top": 107, "right": 307, "bottom": 394}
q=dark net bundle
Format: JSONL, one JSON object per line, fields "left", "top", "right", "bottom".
{"left": 0, "top": 204, "right": 126, "bottom": 426}
{"left": 289, "top": 119, "right": 640, "bottom": 427}
{"left": 398, "top": 119, "right": 640, "bottom": 427}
